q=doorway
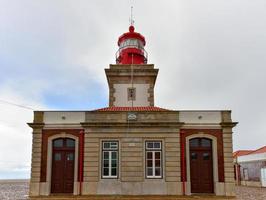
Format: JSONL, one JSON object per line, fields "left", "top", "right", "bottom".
{"left": 51, "top": 138, "right": 75, "bottom": 193}
{"left": 189, "top": 138, "right": 214, "bottom": 193}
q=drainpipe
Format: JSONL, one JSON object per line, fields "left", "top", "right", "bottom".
{"left": 79, "top": 130, "right": 84, "bottom": 195}
{"left": 181, "top": 130, "right": 186, "bottom": 195}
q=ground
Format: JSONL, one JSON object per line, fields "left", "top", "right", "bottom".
{"left": 0, "top": 180, "right": 266, "bottom": 200}
{"left": 0, "top": 180, "right": 29, "bottom": 200}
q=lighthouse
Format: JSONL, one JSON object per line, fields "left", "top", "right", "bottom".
{"left": 28, "top": 18, "right": 237, "bottom": 197}
{"left": 116, "top": 25, "right": 147, "bottom": 64}
{"left": 105, "top": 25, "right": 158, "bottom": 107}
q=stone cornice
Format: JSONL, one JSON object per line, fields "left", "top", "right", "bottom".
{"left": 105, "top": 68, "right": 158, "bottom": 77}
{"left": 220, "top": 122, "right": 238, "bottom": 128}
{"left": 27, "top": 123, "right": 45, "bottom": 129}
{"left": 81, "top": 122, "right": 184, "bottom": 128}
{"left": 109, "top": 64, "right": 155, "bottom": 69}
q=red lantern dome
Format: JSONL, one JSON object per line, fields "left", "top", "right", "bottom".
{"left": 116, "top": 25, "right": 148, "bottom": 64}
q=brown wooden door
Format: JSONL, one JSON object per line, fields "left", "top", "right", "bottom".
{"left": 51, "top": 138, "right": 75, "bottom": 193}
{"left": 190, "top": 138, "right": 214, "bottom": 193}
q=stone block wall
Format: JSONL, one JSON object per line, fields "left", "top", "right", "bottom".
{"left": 81, "top": 129, "right": 183, "bottom": 195}
{"left": 121, "top": 138, "right": 143, "bottom": 182}
{"left": 29, "top": 128, "right": 42, "bottom": 196}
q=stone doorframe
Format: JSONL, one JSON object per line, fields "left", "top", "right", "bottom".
{"left": 40, "top": 133, "right": 79, "bottom": 195}
{"left": 185, "top": 133, "right": 219, "bottom": 195}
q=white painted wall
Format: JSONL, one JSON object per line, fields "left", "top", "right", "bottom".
{"left": 179, "top": 111, "right": 221, "bottom": 124}
{"left": 43, "top": 111, "right": 85, "bottom": 124}
{"left": 261, "top": 168, "right": 266, "bottom": 187}
{"left": 113, "top": 84, "right": 150, "bottom": 107}
{"left": 238, "top": 152, "right": 266, "bottom": 163}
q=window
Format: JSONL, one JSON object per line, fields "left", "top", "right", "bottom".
{"left": 53, "top": 138, "right": 75, "bottom": 148}
{"left": 243, "top": 168, "right": 249, "bottom": 180}
{"left": 120, "top": 39, "right": 144, "bottom": 49}
{"left": 189, "top": 138, "right": 211, "bottom": 148}
{"left": 146, "top": 141, "right": 162, "bottom": 178}
{"left": 66, "top": 139, "right": 75, "bottom": 147}
{"left": 53, "top": 139, "right": 63, "bottom": 147}
{"left": 128, "top": 87, "right": 136, "bottom": 101}
{"left": 191, "top": 152, "right": 197, "bottom": 160}
{"left": 102, "top": 141, "right": 118, "bottom": 178}
{"left": 201, "top": 138, "right": 211, "bottom": 147}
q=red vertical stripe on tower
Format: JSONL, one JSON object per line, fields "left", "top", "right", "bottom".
{"left": 79, "top": 130, "right": 84, "bottom": 195}
{"left": 180, "top": 129, "right": 186, "bottom": 195}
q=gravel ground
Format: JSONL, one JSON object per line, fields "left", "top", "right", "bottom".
{"left": 0, "top": 180, "right": 266, "bottom": 200}
{"left": 236, "top": 186, "right": 266, "bottom": 200}
{"left": 0, "top": 180, "right": 29, "bottom": 200}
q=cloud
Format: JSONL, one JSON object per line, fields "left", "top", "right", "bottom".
{"left": 0, "top": 0, "right": 266, "bottom": 178}
{"left": 0, "top": 87, "right": 46, "bottom": 179}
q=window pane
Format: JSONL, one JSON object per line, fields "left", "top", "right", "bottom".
{"left": 244, "top": 169, "right": 249, "bottom": 180}
{"left": 154, "top": 142, "right": 161, "bottom": 149}
{"left": 66, "top": 139, "right": 75, "bottom": 147}
{"left": 155, "top": 152, "right": 160, "bottom": 159}
{"left": 103, "top": 142, "right": 110, "bottom": 149}
{"left": 53, "top": 139, "right": 63, "bottom": 147}
{"left": 191, "top": 152, "right": 197, "bottom": 160}
{"left": 103, "top": 160, "right": 109, "bottom": 167}
{"left": 103, "top": 168, "right": 109, "bottom": 176}
{"left": 111, "top": 168, "right": 117, "bottom": 176}
{"left": 103, "top": 152, "right": 109, "bottom": 159}
{"left": 189, "top": 139, "right": 199, "bottom": 147}
{"left": 128, "top": 88, "right": 136, "bottom": 101}
{"left": 66, "top": 153, "right": 74, "bottom": 161}
{"left": 147, "top": 152, "right": 152, "bottom": 159}
{"left": 147, "top": 142, "right": 153, "bottom": 149}
{"left": 110, "top": 142, "right": 118, "bottom": 149}
{"left": 111, "top": 151, "right": 117, "bottom": 159}
{"left": 111, "top": 160, "right": 117, "bottom": 167}
{"left": 201, "top": 139, "right": 211, "bottom": 147}
{"left": 54, "top": 153, "right": 61, "bottom": 161}
{"left": 147, "top": 160, "right": 152, "bottom": 167}
{"left": 155, "top": 160, "right": 160, "bottom": 167}
{"left": 203, "top": 152, "right": 210, "bottom": 160}
{"left": 155, "top": 168, "right": 161, "bottom": 176}
{"left": 147, "top": 168, "right": 153, "bottom": 176}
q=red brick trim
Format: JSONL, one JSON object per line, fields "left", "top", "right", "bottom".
{"left": 40, "top": 129, "right": 84, "bottom": 182}
{"left": 180, "top": 129, "right": 225, "bottom": 182}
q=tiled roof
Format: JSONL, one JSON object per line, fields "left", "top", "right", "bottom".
{"left": 94, "top": 106, "right": 169, "bottom": 112}
{"left": 233, "top": 146, "right": 266, "bottom": 158}
{"left": 248, "top": 146, "right": 266, "bottom": 155}
{"left": 233, "top": 150, "right": 253, "bottom": 158}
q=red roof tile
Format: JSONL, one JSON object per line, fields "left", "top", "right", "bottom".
{"left": 93, "top": 106, "right": 169, "bottom": 112}
{"left": 233, "top": 146, "right": 266, "bottom": 158}
{"left": 233, "top": 150, "right": 253, "bottom": 158}
{"left": 248, "top": 146, "right": 266, "bottom": 155}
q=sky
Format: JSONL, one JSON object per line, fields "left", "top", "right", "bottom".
{"left": 0, "top": 0, "right": 265, "bottom": 179}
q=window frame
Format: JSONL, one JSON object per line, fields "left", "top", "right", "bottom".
{"left": 145, "top": 141, "right": 163, "bottom": 179}
{"left": 243, "top": 168, "right": 249, "bottom": 181}
{"left": 101, "top": 141, "right": 119, "bottom": 179}
{"left": 127, "top": 87, "right": 136, "bottom": 101}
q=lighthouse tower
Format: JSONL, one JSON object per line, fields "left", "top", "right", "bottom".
{"left": 116, "top": 25, "right": 147, "bottom": 64}
{"left": 105, "top": 25, "right": 158, "bottom": 107}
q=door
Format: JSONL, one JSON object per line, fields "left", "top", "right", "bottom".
{"left": 51, "top": 138, "right": 75, "bottom": 193}
{"left": 189, "top": 138, "right": 214, "bottom": 193}
{"left": 261, "top": 168, "right": 266, "bottom": 187}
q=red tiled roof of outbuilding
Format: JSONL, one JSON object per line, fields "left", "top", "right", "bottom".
{"left": 248, "top": 146, "right": 266, "bottom": 155}
{"left": 233, "top": 150, "right": 253, "bottom": 158}
{"left": 93, "top": 106, "right": 170, "bottom": 112}
{"left": 233, "top": 146, "right": 266, "bottom": 158}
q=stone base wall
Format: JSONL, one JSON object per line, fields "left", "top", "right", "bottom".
{"left": 241, "top": 180, "right": 262, "bottom": 187}
{"left": 82, "top": 180, "right": 182, "bottom": 195}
